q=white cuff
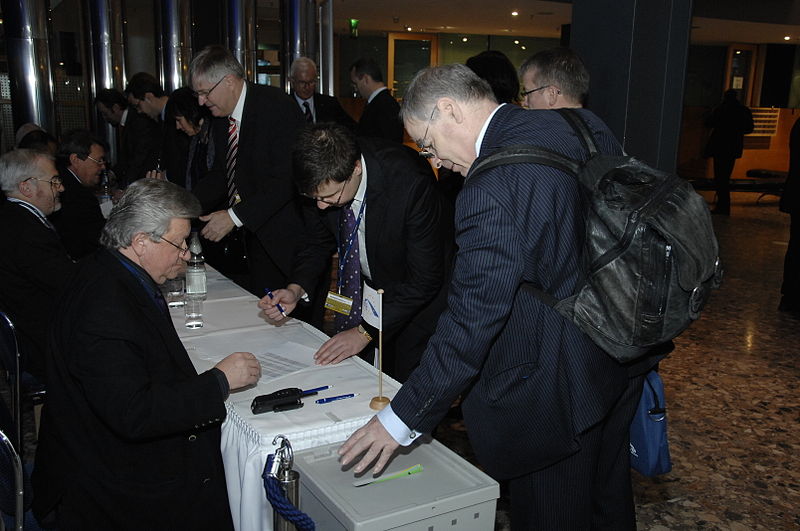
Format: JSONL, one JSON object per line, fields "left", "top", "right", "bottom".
{"left": 228, "top": 207, "right": 243, "bottom": 228}
{"left": 377, "top": 404, "right": 421, "bottom": 446}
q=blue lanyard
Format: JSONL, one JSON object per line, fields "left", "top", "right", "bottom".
{"left": 336, "top": 198, "right": 367, "bottom": 294}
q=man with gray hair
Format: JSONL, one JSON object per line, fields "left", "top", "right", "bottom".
{"left": 188, "top": 45, "right": 313, "bottom": 312}
{"left": 0, "top": 148, "right": 73, "bottom": 380}
{"left": 290, "top": 56, "right": 356, "bottom": 128}
{"left": 32, "top": 179, "right": 261, "bottom": 529}
{"left": 340, "top": 64, "right": 641, "bottom": 529}
{"left": 519, "top": 47, "right": 589, "bottom": 110}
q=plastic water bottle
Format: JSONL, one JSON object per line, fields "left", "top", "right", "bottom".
{"left": 98, "top": 170, "right": 113, "bottom": 218}
{"left": 185, "top": 232, "right": 207, "bottom": 300}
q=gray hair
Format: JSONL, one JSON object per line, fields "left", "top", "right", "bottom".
{"left": 189, "top": 45, "right": 244, "bottom": 87}
{"left": 519, "top": 48, "right": 590, "bottom": 105}
{"left": 0, "top": 149, "right": 54, "bottom": 193}
{"left": 400, "top": 64, "right": 495, "bottom": 123}
{"left": 100, "top": 179, "right": 200, "bottom": 249}
{"left": 290, "top": 57, "right": 317, "bottom": 79}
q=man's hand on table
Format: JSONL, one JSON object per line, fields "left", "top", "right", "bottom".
{"left": 215, "top": 352, "right": 261, "bottom": 390}
{"left": 338, "top": 416, "right": 400, "bottom": 475}
{"left": 200, "top": 210, "right": 235, "bottom": 242}
{"left": 314, "top": 327, "right": 370, "bottom": 366}
{"left": 257, "top": 284, "right": 302, "bottom": 321}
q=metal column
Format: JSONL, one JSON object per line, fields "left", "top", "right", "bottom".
{"left": 86, "top": 0, "right": 126, "bottom": 163}
{"left": 1, "top": 0, "right": 56, "bottom": 135}
{"left": 318, "top": 0, "right": 334, "bottom": 96}
{"left": 156, "top": 0, "right": 193, "bottom": 93}
{"left": 227, "top": 0, "right": 257, "bottom": 81}
{"left": 283, "top": 0, "right": 318, "bottom": 92}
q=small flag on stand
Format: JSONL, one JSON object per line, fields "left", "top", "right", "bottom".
{"left": 362, "top": 284, "right": 389, "bottom": 410}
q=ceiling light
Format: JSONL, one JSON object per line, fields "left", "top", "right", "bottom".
{"left": 784, "top": 36, "right": 791, "bottom": 41}
{"left": 406, "top": 26, "right": 412, "bottom": 31}
{"left": 514, "top": 40, "right": 519, "bottom": 44}
{"left": 511, "top": 11, "right": 519, "bottom": 16}
{"left": 521, "top": 45, "right": 526, "bottom": 50}
{"left": 462, "top": 37, "right": 468, "bottom": 42}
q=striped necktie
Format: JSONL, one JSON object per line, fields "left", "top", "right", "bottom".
{"left": 226, "top": 117, "right": 240, "bottom": 206}
{"left": 303, "top": 101, "right": 313, "bottom": 123}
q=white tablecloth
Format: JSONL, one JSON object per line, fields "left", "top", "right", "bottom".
{"left": 173, "top": 269, "right": 399, "bottom": 531}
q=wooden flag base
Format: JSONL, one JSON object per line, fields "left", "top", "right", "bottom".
{"left": 369, "top": 396, "right": 390, "bottom": 410}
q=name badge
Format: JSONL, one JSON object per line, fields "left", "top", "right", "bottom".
{"left": 325, "top": 291, "right": 354, "bottom": 316}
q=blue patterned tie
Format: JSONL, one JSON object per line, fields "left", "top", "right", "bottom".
{"left": 334, "top": 206, "right": 362, "bottom": 333}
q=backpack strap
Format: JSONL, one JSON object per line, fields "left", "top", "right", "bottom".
{"left": 466, "top": 144, "right": 580, "bottom": 182}
{"left": 555, "top": 108, "right": 599, "bottom": 156}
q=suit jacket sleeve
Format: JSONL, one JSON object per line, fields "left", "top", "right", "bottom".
{"left": 124, "top": 113, "right": 162, "bottom": 184}
{"left": 289, "top": 202, "right": 338, "bottom": 293}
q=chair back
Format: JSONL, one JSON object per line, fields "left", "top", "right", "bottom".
{"left": 0, "top": 312, "right": 23, "bottom": 454}
{"left": 0, "top": 427, "right": 24, "bottom": 531}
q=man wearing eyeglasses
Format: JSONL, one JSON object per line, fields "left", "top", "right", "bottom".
{"left": 289, "top": 57, "right": 357, "bottom": 129}
{"left": 259, "top": 123, "right": 452, "bottom": 382}
{"left": 49, "top": 129, "right": 108, "bottom": 259}
{"left": 519, "top": 47, "right": 588, "bottom": 110}
{"left": 339, "top": 64, "right": 642, "bottom": 530}
{"left": 0, "top": 149, "right": 74, "bottom": 381}
{"left": 188, "top": 46, "right": 316, "bottom": 317}
{"left": 33, "top": 179, "right": 260, "bottom": 530}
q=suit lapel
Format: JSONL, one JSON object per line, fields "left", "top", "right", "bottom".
{"left": 102, "top": 251, "right": 198, "bottom": 377}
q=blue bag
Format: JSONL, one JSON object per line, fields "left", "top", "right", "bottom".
{"left": 629, "top": 370, "right": 672, "bottom": 476}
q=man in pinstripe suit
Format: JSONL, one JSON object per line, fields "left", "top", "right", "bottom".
{"left": 340, "top": 64, "right": 641, "bottom": 530}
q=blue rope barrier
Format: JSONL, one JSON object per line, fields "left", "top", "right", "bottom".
{"left": 263, "top": 454, "right": 315, "bottom": 531}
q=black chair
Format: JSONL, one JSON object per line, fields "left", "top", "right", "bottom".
{"left": 0, "top": 427, "right": 24, "bottom": 531}
{"left": 0, "top": 311, "right": 46, "bottom": 456}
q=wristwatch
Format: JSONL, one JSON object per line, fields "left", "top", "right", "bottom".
{"left": 357, "top": 324, "right": 373, "bottom": 342}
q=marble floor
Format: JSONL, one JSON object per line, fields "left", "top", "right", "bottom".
{"left": 433, "top": 191, "right": 800, "bottom": 530}
{"left": 3, "top": 192, "right": 797, "bottom": 530}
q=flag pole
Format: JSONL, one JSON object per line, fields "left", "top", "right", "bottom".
{"left": 370, "top": 289, "right": 389, "bottom": 410}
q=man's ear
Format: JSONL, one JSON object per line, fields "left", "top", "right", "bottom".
{"left": 547, "top": 86, "right": 561, "bottom": 108}
{"left": 438, "top": 97, "right": 465, "bottom": 125}
{"left": 131, "top": 232, "right": 150, "bottom": 257}
{"left": 69, "top": 153, "right": 81, "bottom": 167}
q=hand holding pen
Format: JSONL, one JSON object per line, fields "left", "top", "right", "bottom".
{"left": 257, "top": 287, "right": 300, "bottom": 321}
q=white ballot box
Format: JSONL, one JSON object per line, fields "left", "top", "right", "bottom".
{"left": 293, "top": 438, "right": 499, "bottom": 531}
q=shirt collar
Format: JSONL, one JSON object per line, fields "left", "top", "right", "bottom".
{"left": 110, "top": 248, "right": 158, "bottom": 292}
{"left": 68, "top": 168, "right": 82, "bottom": 185}
{"left": 475, "top": 103, "right": 505, "bottom": 157}
{"left": 231, "top": 82, "right": 247, "bottom": 123}
{"left": 367, "top": 86, "right": 387, "bottom": 104}
{"left": 352, "top": 155, "right": 368, "bottom": 207}
{"left": 6, "top": 197, "right": 48, "bottom": 221}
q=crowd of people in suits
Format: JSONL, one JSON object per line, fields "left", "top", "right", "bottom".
{"left": 2, "top": 44, "right": 763, "bottom": 530}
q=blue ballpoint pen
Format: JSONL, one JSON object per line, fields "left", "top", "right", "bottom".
{"left": 264, "top": 288, "right": 287, "bottom": 317}
{"left": 315, "top": 393, "right": 358, "bottom": 404}
{"left": 302, "top": 385, "right": 331, "bottom": 396}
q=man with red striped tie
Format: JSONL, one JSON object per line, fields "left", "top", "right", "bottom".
{"left": 189, "top": 45, "right": 320, "bottom": 321}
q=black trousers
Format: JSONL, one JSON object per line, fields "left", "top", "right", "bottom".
{"left": 782, "top": 213, "right": 800, "bottom": 305}
{"left": 508, "top": 374, "right": 645, "bottom": 530}
{"left": 713, "top": 156, "right": 736, "bottom": 213}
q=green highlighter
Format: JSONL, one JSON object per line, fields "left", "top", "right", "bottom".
{"left": 352, "top": 464, "right": 423, "bottom": 488}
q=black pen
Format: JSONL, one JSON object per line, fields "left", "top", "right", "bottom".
{"left": 264, "top": 288, "right": 287, "bottom": 318}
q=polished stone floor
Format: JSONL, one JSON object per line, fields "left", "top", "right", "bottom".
{"left": 4, "top": 192, "right": 797, "bottom": 530}
{"left": 432, "top": 191, "right": 800, "bottom": 530}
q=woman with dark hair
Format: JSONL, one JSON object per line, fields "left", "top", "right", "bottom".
{"left": 163, "top": 86, "right": 215, "bottom": 191}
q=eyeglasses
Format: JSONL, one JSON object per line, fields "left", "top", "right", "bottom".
{"left": 24, "top": 176, "right": 63, "bottom": 187}
{"left": 300, "top": 177, "right": 349, "bottom": 206}
{"left": 159, "top": 236, "right": 189, "bottom": 255}
{"left": 192, "top": 75, "right": 227, "bottom": 99}
{"left": 86, "top": 155, "right": 106, "bottom": 165}
{"left": 292, "top": 78, "right": 317, "bottom": 87}
{"left": 416, "top": 106, "right": 438, "bottom": 159}
{"left": 521, "top": 85, "right": 550, "bottom": 98}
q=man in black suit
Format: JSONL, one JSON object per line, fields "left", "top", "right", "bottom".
{"left": 126, "top": 72, "right": 190, "bottom": 188}
{"left": 95, "top": 88, "right": 161, "bottom": 187}
{"left": 188, "top": 45, "right": 311, "bottom": 303}
{"left": 340, "top": 65, "right": 639, "bottom": 529}
{"left": 259, "top": 123, "right": 451, "bottom": 381}
{"left": 32, "top": 179, "right": 261, "bottom": 530}
{"left": 0, "top": 149, "right": 73, "bottom": 381}
{"left": 290, "top": 57, "right": 356, "bottom": 129}
{"left": 50, "top": 129, "right": 108, "bottom": 259}
{"left": 350, "top": 58, "right": 403, "bottom": 143}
